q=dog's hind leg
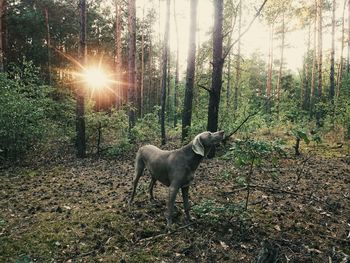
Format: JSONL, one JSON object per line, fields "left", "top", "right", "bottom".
{"left": 129, "top": 152, "right": 145, "bottom": 204}
{"left": 149, "top": 177, "right": 156, "bottom": 203}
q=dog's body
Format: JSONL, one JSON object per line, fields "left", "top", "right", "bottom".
{"left": 129, "top": 131, "right": 225, "bottom": 226}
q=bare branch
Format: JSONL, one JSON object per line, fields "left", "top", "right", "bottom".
{"left": 223, "top": 0, "right": 268, "bottom": 60}
{"left": 198, "top": 84, "right": 211, "bottom": 93}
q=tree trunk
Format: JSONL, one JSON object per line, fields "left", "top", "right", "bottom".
{"left": 303, "top": 21, "right": 311, "bottom": 110}
{"left": 160, "top": 0, "right": 170, "bottom": 145}
{"left": 310, "top": 13, "right": 317, "bottom": 115}
{"left": 329, "top": 0, "right": 335, "bottom": 101}
{"left": 140, "top": 3, "right": 145, "bottom": 117}
{"left": 44, "top": 7, "right": 51, "bottom": 85}
{"left": 276, "top": 11, "right": 285, "bottom": 115}
{"left": 182, "top": 0, "right": 198, "bottom": 141}
{"left": 336, "top": 0, "right": 347, "bottom": 97}
{"left": 317, "top": 0, "right": 322, "bottom": 98}
{"left": 128, "top": 0, "right": 136, "bottom": 130}
{"left": 115, "top": 0, "right": 122, "bottom": 107}
{"left": 207, "top": 0, "right": 223, "bottom": 158}
{"left": 348, "top": 0, "right": 350, "bottom": 73}
{"left": 233, "top": 0, "right": 242, "bottom": 114}
{"left": 316, "top": 0, "right": 323, "bottom": 126}
{"left": 173, "top": 0, "right": 179, "bottom": 128}
{"left": 0, "top": 0, "right": 5, "bottom": 72}
{"left": 76, "top": 0, "right": 87, "bottom": 158}
{"left": 266, "top": 22, "right": 274, "bottom": 110}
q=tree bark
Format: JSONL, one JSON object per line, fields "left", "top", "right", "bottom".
{"left": 182, "top": 0, "right": 198, "bottom": 141}
{"left": 329, "top": 0, "right": 335, "bottom": 100}
{"left": 160, "top": 0, "right": 170, "bottom": 145}
{"left": 207, "top": 0, "right": 223, "bottom": 158}
{"left": 128, "top": 0, "right": 136, "bottom": 130}
{"left": 76, "top": 0, "right": 87, "bottom": 158}
{"left": 233, "top": 0, "right": 242, "bottom": 114}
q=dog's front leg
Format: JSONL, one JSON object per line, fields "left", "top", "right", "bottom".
{"left": 181, "top": 186, "right": 191, "bottom": 223}
{"left": 165, "top": 185, "right": 178, "bottom": 226}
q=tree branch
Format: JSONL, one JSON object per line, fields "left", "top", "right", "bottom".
{"left": 223, "top": 0, "right": 268, "bottom": 60}
{"left": 198, "top": 84, "right": 211, "bottom": 93}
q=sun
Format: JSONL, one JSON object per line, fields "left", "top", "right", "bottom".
{"left": 82, "top": 67, "right": 110, "bottom": 89}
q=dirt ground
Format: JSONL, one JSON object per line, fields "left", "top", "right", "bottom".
{"left": 1, "top": 144, "right": 350, "bottom": 262}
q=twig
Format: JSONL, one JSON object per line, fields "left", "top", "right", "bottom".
{"left": 136, "top": 222, "right": 195, "bottom": 243}
{"left": 223, "top": 97, "right": 271, "bottom": 142}
{"left": 223, "top": 0, "right": 268, "bottom": 60}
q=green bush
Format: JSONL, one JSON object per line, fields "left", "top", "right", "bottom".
{"left": 0, "top": 73, "right": 53, "bottom": 160}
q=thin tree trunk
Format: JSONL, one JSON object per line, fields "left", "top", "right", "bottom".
{"left": 128, "top": 0, "right": 136, "bottom": 130}
{"left": 167, "top": 55, "right": 171, "bottom": 123}
{"left": 266, "top": 23, "right": 274, "bottom": 99}
{"left": 348, "top": 0, "right": 350, "bottom": 72}
{"left": 207, "top": 0, "right": 223, "bottom": 158}
{"left": 310, "top": 13, "right": 317, "bottom": 115}
{"left": 160, "top": 0, "right": 170, "bottom": 145}
{"left": 303, "top": 21, "right": 311, "bottom": 110}
{"left": 336, "top": 0, "right": 347, "bottom": 97}
{"left": 173, "top": 0, "right": 179, "bottom": 128}
{"left": 115, "top": 0, "right": 122, "bottom": 107}
{"left": 233, "top": 0, "right": 242, "bottom": 114}
{"left": 316, "top": 0, "right": 323, "bottom": 125}
{"left": 44, "top": 7, "right": 51, "bottom": 84}
{"left": 140, "top": 3, "right": 145, "bottom": 117}
{"left": 182, "top": 0, "right": 198, "bottom": 141}
{"left": 148, "top": 36, "right": 153, "bottom": 112}
{"left": 276, "top": 11, "right": 285, "bottom": 115}
{"left": 0, "top": 0, "right": 5, "bottom": 72}
{"left": 76, "top": 0, "right": 87, "bottom": 158}
{"left": 329, "top": 0, "right": 335, "bottom": 100}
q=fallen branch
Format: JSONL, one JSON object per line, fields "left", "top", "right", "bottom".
{"left": 136, "top": 222, "right": 195, "bottom": 243}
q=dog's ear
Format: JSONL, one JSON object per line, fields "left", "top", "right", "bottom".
{"left": 192, "top": 133, "right": 205, "bottom": 156}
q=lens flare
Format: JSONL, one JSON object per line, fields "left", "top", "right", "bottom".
{"left": 82, "top": 67, "right": 109, "bottom": 89}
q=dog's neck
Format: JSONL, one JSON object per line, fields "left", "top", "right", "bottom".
{"left": 182, "top": 142, "right": 204, "bottom": 171}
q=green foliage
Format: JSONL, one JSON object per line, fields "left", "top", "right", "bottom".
{"left": 131, "top": 107, "right": 161, "bottom": 143}
{"left": 0, "top": 73, "right": 52, "bottom": 160}
{"left": 224, "top": 139, "right": 286, "bottom": 168}
{"left": 85, "top": 106, "right": 130, "bottom": 155}
{"left": 193, "top": 199, "right": 249, "bottom": 223}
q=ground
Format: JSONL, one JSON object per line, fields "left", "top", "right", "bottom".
{"left": 1, "top": 143, "right": 350, "bottom": 262}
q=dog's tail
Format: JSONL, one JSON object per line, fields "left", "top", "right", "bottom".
{"left": 129, "top": 148, "right": 145, "bottom": 204}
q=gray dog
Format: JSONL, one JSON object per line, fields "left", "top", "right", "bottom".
{"left": 129, "top": 130, "right": 225, "bottom": 226}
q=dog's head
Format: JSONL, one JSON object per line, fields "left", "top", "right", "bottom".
{"left": 192, "top": 130, "right": 225, "bottom": 157}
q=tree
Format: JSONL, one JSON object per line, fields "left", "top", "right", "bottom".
{"left": 276, "top": 9, "right": 285, "bottom": 114}
{"left": 128, "top": 0, "right": 136, "bottom": 130}
{"left": 329, "top": 0, "right": 335, "bottom": 101}
{"left": 76, "top": 0, "right": 87, "bottom": 158}
{"left": 0, "top": 0, "right": 6, "bottom": 72}
{"left": 336, "top": 0, "right": 347, "bottom": 97}
{"left": 160, "top": 0, "right": 170, "bottom": 145}
{"left": 233, "top": 0, "right": 242, "bottom": 114}
{"left": 207, "top": 0, "right": 223, "bottom": 157}
{"left": 173, "top": 0, "right": 179, "bottom": 128}
{"left": 44, "top": 6, "right": 51, "bottom": 85}
{"left": 182, "top": 0, "right": 198, "bottom": 141}
{"left": 115, "top": 0, "right": 123, "bottom": 107}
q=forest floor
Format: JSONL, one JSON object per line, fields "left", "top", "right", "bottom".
{"left": 1, "top": 141, "right": 350, "bottom": 262}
